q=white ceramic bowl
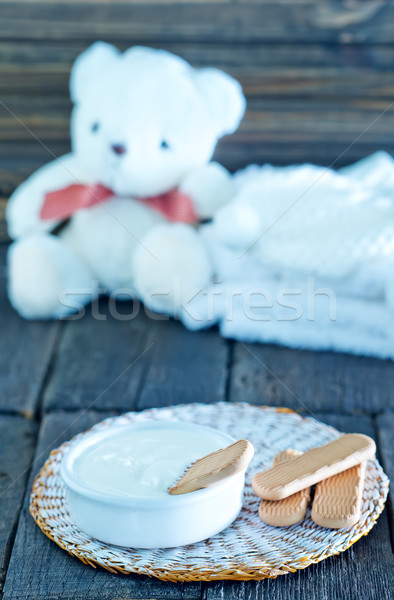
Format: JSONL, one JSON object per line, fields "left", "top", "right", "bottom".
{"left": 61, "top": 421, "right": 246, "bottom": 548}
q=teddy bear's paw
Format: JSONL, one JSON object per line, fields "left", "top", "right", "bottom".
{"left": 8, "top": 235, "right": 95, "bottom": 319}
{"left": 212, "top": 201, "right": 263, "bottom": 251}
{"left": 132, "top": 224, "right": 213, "bottom": 316}
{"left": 180, "top": 162, "right": 235, "bottom": 220}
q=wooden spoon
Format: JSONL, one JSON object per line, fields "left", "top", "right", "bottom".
{"left": 168, "top": 439, "right": 254, "bottom": 495}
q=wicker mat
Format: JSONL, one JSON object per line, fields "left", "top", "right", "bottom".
{"left": 30, "top": 403, "right": 389, "bottom": 581}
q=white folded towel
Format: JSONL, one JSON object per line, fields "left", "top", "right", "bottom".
{"left": 180, "top": 152, "right": 394, "bottom": 360}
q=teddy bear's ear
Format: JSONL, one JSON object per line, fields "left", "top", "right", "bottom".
{"left": 194, "top": 68, "right": 246, "bottom": 138}
{"left": 70, "top": 42, "right": 120, "bottom": 103}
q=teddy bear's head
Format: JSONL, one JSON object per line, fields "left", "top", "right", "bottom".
{"left": 70, "top": 42, "right": 246, "bottom": 197}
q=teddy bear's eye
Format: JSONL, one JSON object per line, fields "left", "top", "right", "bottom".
{"left": 91, "top": 122, "right": 100, "bottom": 134}
{"left": 160, "top": 140, "right": 170, "bottom": 150}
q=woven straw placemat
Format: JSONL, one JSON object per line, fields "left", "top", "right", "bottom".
{"left": 30, "top": 403, "right": 389, "bottom": 581}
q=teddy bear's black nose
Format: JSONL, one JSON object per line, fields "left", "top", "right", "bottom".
{"left": 111, "top": 143, "right": 127, "bottom": 156}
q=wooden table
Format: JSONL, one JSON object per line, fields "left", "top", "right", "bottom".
{"left": 1, "top": 2, "right": 394, "bottom": 598}
{"left": 0, "top": 243, "right": 393, "bottom": 599}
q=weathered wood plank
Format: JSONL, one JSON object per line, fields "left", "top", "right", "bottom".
{"left": 229, "top": 343, "right": 394, "bottom": 416}
{"left": 0, "top": 0, "right": 388, "bottom": 4}
{"left": 137, "top": 319, "right": 230, "bottom": 409}
{"left": 3, "top": 95, "right": 394, "bottom": 144}
{"left": 2, "top": 0, "right": 235, "bottom": 3}
{"left": 0, "top": 145, "right": 70, "bottom": 202}
{"left": 0, "top": 415, "right": 37, "bottom": 595}
{"left": 376, "top": 411, "right": 394, "bottom": 551}
{"left": 2, "top": 41, "right": 394, "bottom": 97}
{"left": 202, "top": 413, "right": 393, "bottom": 600}
{"left": 2, "top": 410, "right": 201, "bottom": 600}
{"left": 43, "top": 300, "right": 154, "bottom": 411}
{"left": 0, "top": 245, "right": 59, "bottom": 415}
{"left": 44, "top": 303, "right": 229, "bottom": 411}
{"left": 313, "top": 411, "right": 376, "bottom": 436}
{"left": 0, "top": 199, "right": 7, "bottom": 242}
{"left": 0, "top": 2, "right": 392, "bottom": 44}
{"left": 0, "top": 96, "right": 72, "bottom": 142}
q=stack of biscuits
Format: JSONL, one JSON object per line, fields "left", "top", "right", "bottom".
{"left": 252, "top": 434, "right": 376, "bottom": 529}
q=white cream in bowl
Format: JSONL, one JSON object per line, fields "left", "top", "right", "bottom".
{"left": 73, "top": 426, "right": 228, "bottom": 498}
{"left": 61, "top": 421, "right": 246, "bottom": 548}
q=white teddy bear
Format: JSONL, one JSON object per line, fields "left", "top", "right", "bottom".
{"left": 7, "top": 42, "right": 245, "bottom": 319}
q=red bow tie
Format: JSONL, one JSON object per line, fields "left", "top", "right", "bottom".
{"left": 40, "top": 183, "right": 198, "bottom": 224}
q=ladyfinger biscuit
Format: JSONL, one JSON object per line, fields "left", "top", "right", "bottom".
{"left": 259, "top": 449, "right": 311, "bottom": 527}
{"left": 252, "top": 433, "right": 375, "bottom": 500}
{"left": 169, "top": 439, "right": 254, "bottom": 495}
{"left": 311, "top": 461, "right": 366, "bottom": 528}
